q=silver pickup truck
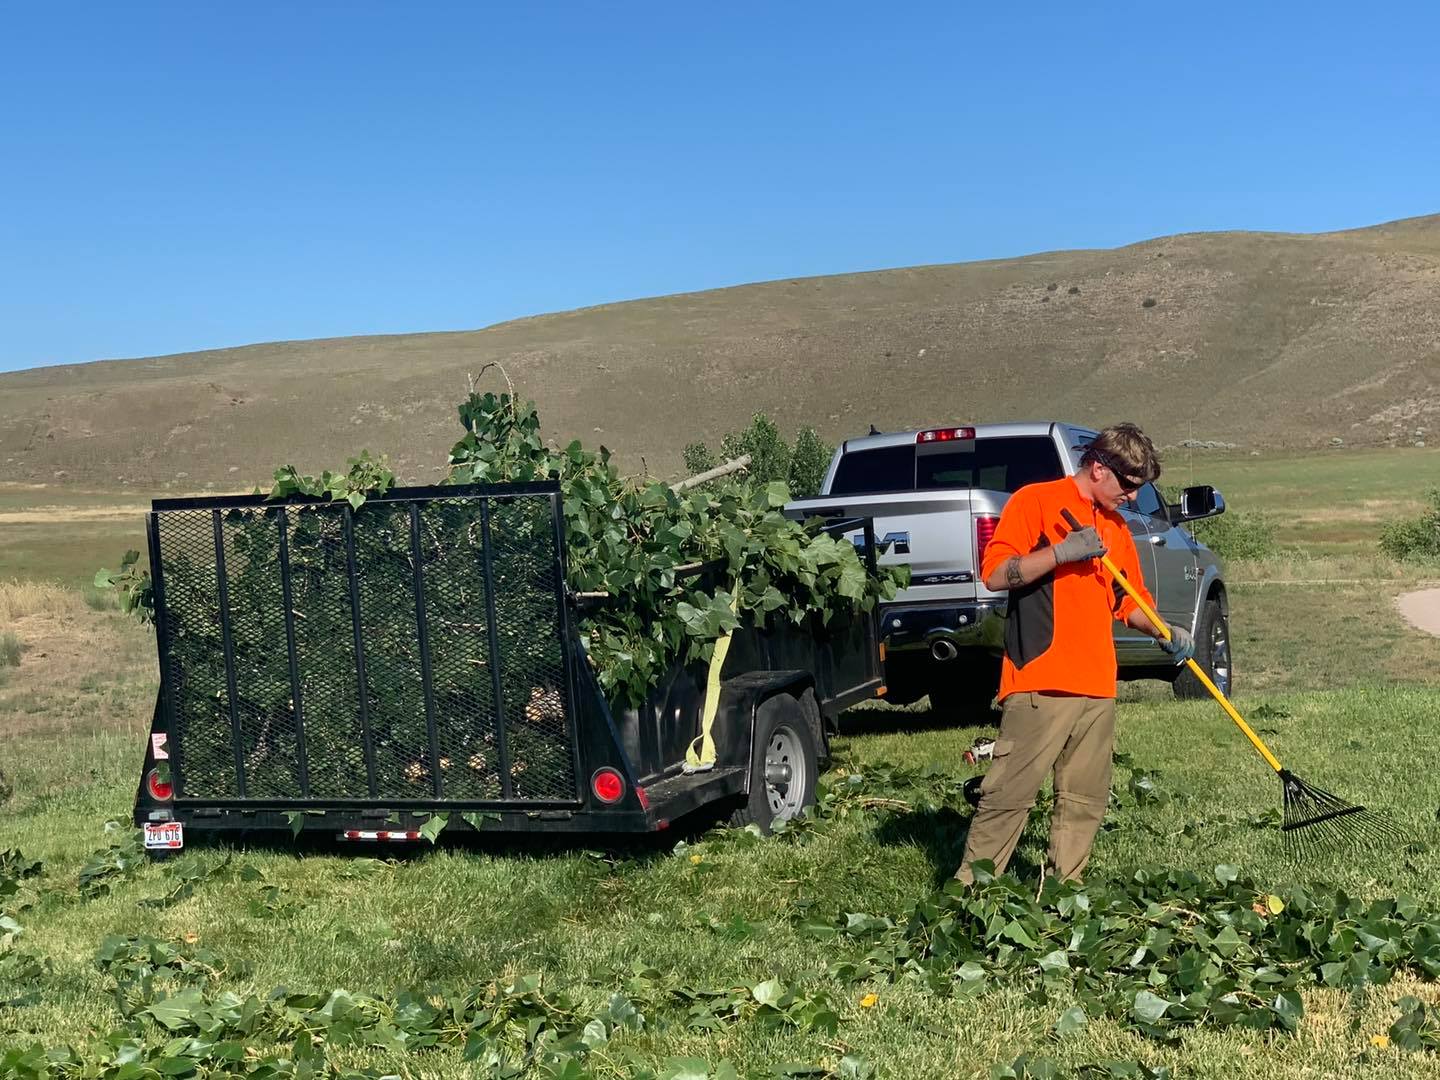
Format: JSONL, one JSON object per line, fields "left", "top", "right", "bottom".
{"left": 784, "top": 422, "right": 1230, "bottom": 719}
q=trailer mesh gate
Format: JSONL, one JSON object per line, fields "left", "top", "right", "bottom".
{"left": 148, "top": 484, "right": 581, "bottom": 806}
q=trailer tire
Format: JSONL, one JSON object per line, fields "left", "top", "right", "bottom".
{"left": 729, "top": 694, "right": 819, "bottom": 834}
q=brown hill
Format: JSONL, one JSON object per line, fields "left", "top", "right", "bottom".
{"left": 3, "top": 214, "right": 1438, "bottom": 491}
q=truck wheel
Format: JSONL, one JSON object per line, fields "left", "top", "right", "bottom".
{"left": 729, "top": 694, "right": 819, "bottom": 833}
{"left": 1173, "top": 598, "right": 1232, "bottom": 700}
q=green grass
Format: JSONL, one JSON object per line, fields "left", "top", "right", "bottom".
{"left": 0, "top": 486, "right": 146, "bottom": 587}
{"left": 6, "top": 689, "right": 1440, "bottom": 1077}
{"left": 1185, "top": 447, "right": 1440, "bottom": 557}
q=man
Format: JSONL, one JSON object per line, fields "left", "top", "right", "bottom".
{"left": 955, "top": 423, "right": 1194, "bottom": 885}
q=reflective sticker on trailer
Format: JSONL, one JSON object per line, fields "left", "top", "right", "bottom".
{"left": 143, "top": 821, "right": 184, "bottom": 849}
{"left": 151, "top": 734, "right": 169, "bottom": 761}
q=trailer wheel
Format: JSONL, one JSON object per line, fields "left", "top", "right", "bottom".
{"left": 730, "top": 694, "right": 819, "bottom": 834}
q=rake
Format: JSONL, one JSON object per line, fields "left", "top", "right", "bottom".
{"left": 1059, "top": 508, "right": 1402, "bottom": 856}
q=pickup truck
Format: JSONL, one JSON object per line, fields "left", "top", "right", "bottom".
{"left": 784, "top": 422, "right": 1229, "bottom": 719}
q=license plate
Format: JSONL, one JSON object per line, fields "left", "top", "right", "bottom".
{"left": 143, "top": 821, "right": 184, "bottom": 850}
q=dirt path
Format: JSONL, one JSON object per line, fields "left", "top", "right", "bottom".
{"left": 1396, "top": 587, "right": 1440, "bottom": 637}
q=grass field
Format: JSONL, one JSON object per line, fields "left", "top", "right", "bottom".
{"left": 6, "top": 451, "right": 1440, "bottom": 1078}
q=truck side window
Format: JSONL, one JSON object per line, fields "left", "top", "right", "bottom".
{"left": 828, "top": 445, "right": 917, "bottom": 495}
{"left": 1133, "top": 482, "right": 1166, "bottom": 520}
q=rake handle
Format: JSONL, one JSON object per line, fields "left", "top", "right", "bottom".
{"left": 1058, "top": 507, "right": 1283, "bottom": 775}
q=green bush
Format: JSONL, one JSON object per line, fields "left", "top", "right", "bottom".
{"left": 1158, "top": 484, "right": 1277, "bottom": 562}
{"left": 681, "top": 441, "right": 716, "bottom": 476}
{"left": 1380, "top": 489, "right": 1440, "bottom": 560}
{"left": 1188, "top": 509, "right": 1278, "bottom": 561}
{"left": 789, "top": 427, "right": 832, "bottom": 501}
{"left": 686, "top": 413, "right": 835, "bottom": 498}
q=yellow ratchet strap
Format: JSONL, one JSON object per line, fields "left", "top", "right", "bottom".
{"left": 684, "top": 590, "right": 740, "bottom": 773}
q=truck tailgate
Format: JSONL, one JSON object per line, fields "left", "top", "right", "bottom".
{"left": 785, "top": 491, "right": 981, "bottom": 605}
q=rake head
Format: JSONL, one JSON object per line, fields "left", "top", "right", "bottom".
{"left": 1279, "top": 769, "right": 1404, "bottom": 858}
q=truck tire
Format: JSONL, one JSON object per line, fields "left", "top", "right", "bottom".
{"left": 1172, "top": 598, "right": 1232, "bottom": 700}
{"left": 729, "top": 694, "right": 820, "bottom": 833}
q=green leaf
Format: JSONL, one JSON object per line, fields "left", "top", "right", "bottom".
{"left": 1132, "top": 990, "right": 1171, "bottom": 1023}
{"left": 751, "top": 978, "right": 787, "bottom": 1008}
{"left": 660, "top": 1059, "right": 712, "bottom": 1080}
{"left": 1214, "top": 863, "right": 1240, "bottom": 884}
{"left": 1055, "top": 1005, "right": 1088, "bottom": 1036}
{"left": 1002, "top": 919, "right": 1039, "bottom": 948}
{"left": 417, "top": 813, "right": 448, "bottom": 843}
{"left": 1037, "top": 950, "right": 1070, "bottom": 974}
{"left": 143, "top": 988, "right": 206, "bottom": 1031}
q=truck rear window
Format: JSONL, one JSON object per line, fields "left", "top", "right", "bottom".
{"left": 829, "top": 436, "right": 1064, "bottom": 495}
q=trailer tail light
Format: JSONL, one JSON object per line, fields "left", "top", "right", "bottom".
{"left": 917, "top": 427, "right": 976, "bottom": 443}
{"left": 146, "top": 768, "right": 174, "bottom": 802}
{"left": 975, "top": 515, "right": 1000, "bottom": 575}
{"left": 591, "top": 768, "right": 626, "bottom": 804}
{"left": 635, "top": 786, "right": 650, "bottom": 810}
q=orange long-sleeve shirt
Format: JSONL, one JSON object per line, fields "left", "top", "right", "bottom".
{"left": 979, "top": 476, "right": 1154, "bottom": 701}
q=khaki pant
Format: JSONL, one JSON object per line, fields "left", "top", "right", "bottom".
{"left": 955, "top": 692, "right": 1115, "bottom": 885}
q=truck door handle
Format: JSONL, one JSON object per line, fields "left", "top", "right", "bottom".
{"left": 1147, "top": 535, "right": 1167, "bottom": 546}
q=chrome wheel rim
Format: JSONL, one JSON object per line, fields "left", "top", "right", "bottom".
{"left": 765, "top": 726, "right": 807, "bottom": 819}
{"left": 1210, "top": 615, "right": 1231, "bottom": 696}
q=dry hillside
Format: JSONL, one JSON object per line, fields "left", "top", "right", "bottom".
{"left": 3, "top": 214, "right": 1438, "bottom": 490}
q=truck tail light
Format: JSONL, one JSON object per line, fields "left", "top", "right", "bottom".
{"left": 917, "top": 427, "right": 976, "bottom": 443}
{"left": 591, "top": 768, "right": 626, "bottom": 804}
{"left": 975, "top": 515, "right": 999, "bottom": 574}
{"left": 146, "top": 768, "right": 174, "bottom": 801}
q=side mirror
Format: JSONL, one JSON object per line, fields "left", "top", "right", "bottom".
{"left": 1172, "top": 485, "right": 1225, "bottom": 524}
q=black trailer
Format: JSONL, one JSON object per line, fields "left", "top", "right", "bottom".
{"left": 133, "top": 481, "right": 884, "bottom": 852}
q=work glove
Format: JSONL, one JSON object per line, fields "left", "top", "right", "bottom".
{"left": 1159, "top": 623, "right": 1195, "bottom": 664}
{"left": 1053, "top": 526, "right": 1107, "bottom": 564}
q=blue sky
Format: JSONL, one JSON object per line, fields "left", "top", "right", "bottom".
{"left": 3, "top": 2, "right": 1437, "bottom": 373}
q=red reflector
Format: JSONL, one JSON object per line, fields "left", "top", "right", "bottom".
{"left": 591, "top": 768, "right": 626, "bottom": 804}
{"left": 635, "top": 786, "right": 650, "bottom": 810}
{"left": 146, "top": 769, "right": 174, "bottom": 801}
{"left": 975, "top": 514, "right": 1000, "bottom": 572}
{"left": 917, "top": 426, "right": 976, "bottom": 443}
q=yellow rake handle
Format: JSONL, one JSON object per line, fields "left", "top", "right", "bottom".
{"left": 1059, "top": 508, "right": 1284, "bottom": 775}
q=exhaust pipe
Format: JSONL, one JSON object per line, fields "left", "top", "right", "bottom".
{"left": 930, "top": 638, "right": 959, "bottom": 662}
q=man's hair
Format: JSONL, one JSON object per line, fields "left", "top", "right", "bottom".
{"left": 1081, "top": 422, "right": 1161, "bottom": 483}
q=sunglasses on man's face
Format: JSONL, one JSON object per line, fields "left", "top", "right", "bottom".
{"left": 1089, "top": 450, "right": 1146, "bottom": 493}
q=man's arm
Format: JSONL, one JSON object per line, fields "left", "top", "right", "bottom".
{"left": 1124, "top": 607, "right": 1164, "bottom": 639}
{"left": 983, "top": 547, "right": 1059, "bottom": 592}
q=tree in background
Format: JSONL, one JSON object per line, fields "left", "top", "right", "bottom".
{"left": 684, "top": 413, "right": 834, "bottom": 498}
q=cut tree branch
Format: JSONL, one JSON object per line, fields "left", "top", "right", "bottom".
{"left": 671, "top": 454, "right": 752, "bottom": 492}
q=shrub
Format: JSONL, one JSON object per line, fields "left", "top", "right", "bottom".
{"left": 0, "top": 630, "right": 22, "bottom": 668}
{"left": 789, "top": 427, "right": 833, "bottom": 499}
{"left": 681, "top": 441, "right": 716, "bottom": 476}
{"left": 1188, "top": 509, "right": 1277, "bottom": 561}
{"left": 82, "top": 585, "right": 121, "bottom": 612}
{"left": 687, "top": 414, "right": 835, "bottom": 498}
{"left": 1380, "top": 489, "right": 1440, "bottom": 560}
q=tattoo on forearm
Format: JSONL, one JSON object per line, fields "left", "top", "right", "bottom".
{"left": 1005, "top": 556, "right": 1023, "bottom": 589}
